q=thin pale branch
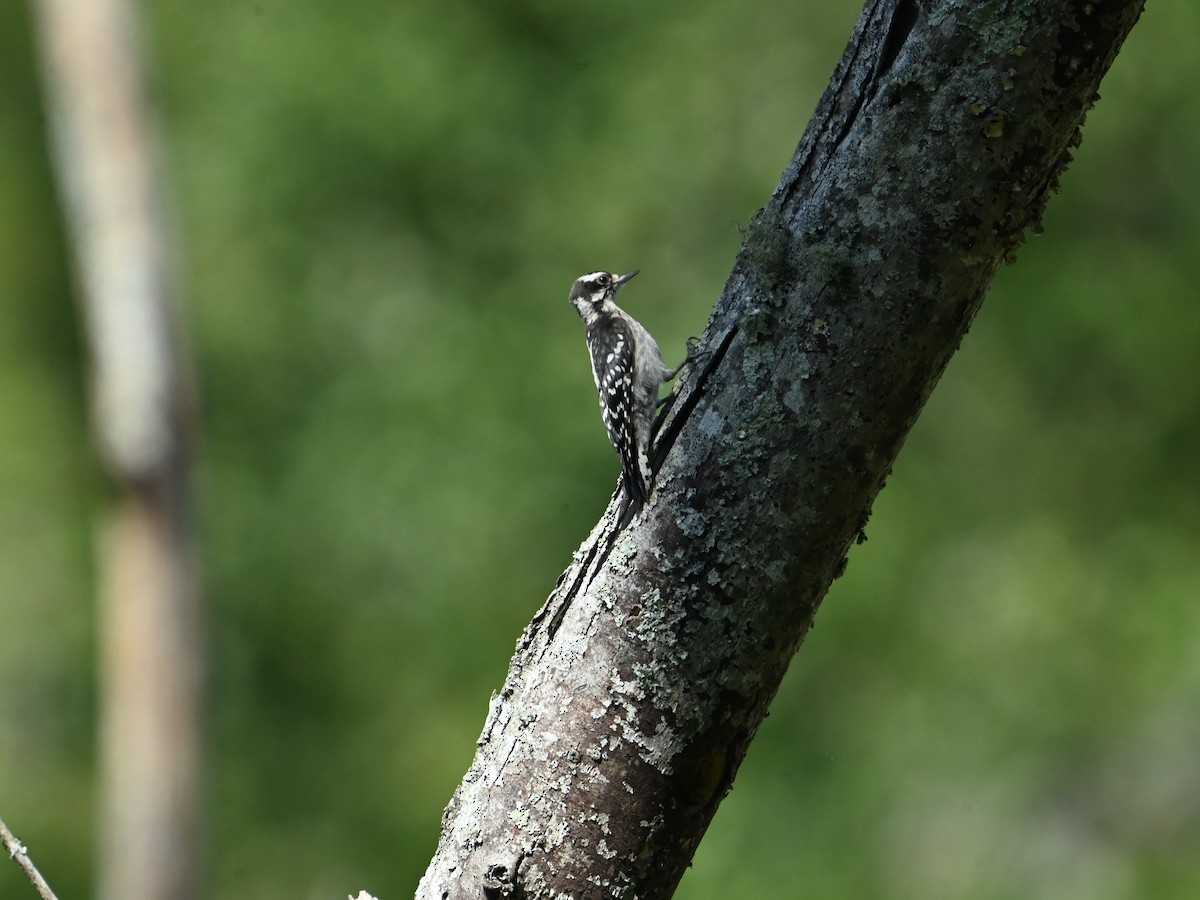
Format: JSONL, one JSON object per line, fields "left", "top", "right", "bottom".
{"left": 29, "top": 0, "right": 203, "bottom": 898}
{"left": 0, "top": 816, "right": 60, "bottom": 900}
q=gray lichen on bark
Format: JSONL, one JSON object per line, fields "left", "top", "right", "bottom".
{"left": 417, "top": 1, "right": 1146, "bottom": 897}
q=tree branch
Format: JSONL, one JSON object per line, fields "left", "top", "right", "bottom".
{"left": 29, "top": 1, "right": 204, "bottom": 898}
{"left": 0, "top": 816, "right": 60, "bottom": 900}
{"left": 417, "top": 1, "right": 1146, "bottom": 897}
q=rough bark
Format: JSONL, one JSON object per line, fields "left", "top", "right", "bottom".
{"left": 418, "top": 1, "right": 1145, "bottom": 898}
{"left": 30, "top": 1, "right": 204, "bottom": 899}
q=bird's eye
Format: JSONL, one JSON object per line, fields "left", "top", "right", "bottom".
{"left": 596, "top": 274, "right": 610, "bottom": 288}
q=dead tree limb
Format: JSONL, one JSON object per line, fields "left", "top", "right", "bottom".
{"left": 418, "top": 0, "right": 1146, "bottom": 897}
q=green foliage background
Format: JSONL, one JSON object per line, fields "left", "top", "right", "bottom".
{"left": 2, "top": 1, "right": 1198, "bottom": 897}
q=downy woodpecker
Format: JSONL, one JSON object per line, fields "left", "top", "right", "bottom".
{"left": 569, "top": 270, "right": 687, "bottom": 509}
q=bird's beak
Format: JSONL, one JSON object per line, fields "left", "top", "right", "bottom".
{"left": 613, "top": 270, "right": 639, "bottom": 287}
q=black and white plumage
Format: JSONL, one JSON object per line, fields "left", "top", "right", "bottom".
{"left": 569, "top": 270, "right": 684, "bottom": 509}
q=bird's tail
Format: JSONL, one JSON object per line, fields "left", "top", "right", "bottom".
{"left": 620, "top": 445, "right": 650, "bottom": 512}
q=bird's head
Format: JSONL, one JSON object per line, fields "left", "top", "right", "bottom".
{"left": 569, "top": 269, "right": 638, "bottom": 322}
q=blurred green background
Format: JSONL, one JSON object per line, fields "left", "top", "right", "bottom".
{"left": 2, "top": 1, "right": 1198, "bottom": 898}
